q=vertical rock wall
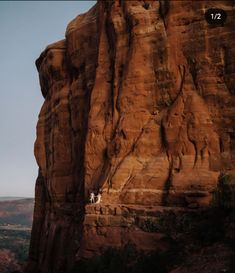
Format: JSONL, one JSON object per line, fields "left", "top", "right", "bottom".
{"left": 26, "top": 1, "right": 235, "bottom": 272}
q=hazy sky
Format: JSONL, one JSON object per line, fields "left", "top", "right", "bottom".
{"left": 0, "top": 1, "right": 95, "bottom": 197}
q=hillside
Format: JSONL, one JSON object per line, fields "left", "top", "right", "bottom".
{"left": 0, "top": 198, "right": 34, "bottom": 273}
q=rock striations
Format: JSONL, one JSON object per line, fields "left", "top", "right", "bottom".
{"left": 26, "top": 1, "right": 235, "bottom": 272}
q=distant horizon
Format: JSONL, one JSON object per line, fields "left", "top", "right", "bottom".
{"left": 0, "top": 196, "right": 34, "bottom": 201}
{"left": 0, "top": 196, "right": 34, "bottom": 198}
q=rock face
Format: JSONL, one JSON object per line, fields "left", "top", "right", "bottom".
{"left": 26, "top": 1, "right": 235, "bottom": 272}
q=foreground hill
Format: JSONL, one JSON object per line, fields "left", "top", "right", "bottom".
{"left": 0, "top": 249, "right": 22, "bottom": 273}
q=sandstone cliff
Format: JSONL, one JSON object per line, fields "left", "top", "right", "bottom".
{"left": 26, "top": 1, "right": 235, "bottom": 272}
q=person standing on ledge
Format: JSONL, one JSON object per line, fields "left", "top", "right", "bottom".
{"left": 96, "top": 193, "right": 102, "bottom": 204}
{"left": 90, "top": 192, "right": 95, "bottom": 203}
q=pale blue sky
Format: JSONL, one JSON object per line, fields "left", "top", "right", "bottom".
{"left": 0, "top": 1, "right": 96, "bottom": 197}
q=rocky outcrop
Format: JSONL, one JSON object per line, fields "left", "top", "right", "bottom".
{"left": 26, "top": 1, "right": 235, "bottom": 272}
{"left": 78, "top": 204, "right": 194, "bottom": 259}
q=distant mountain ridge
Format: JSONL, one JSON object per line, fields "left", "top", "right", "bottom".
{"left": 0, "top": 198, "right": 34, "bottom": 226}
{"left": 0, "top": 197, "right": 33, "bottom": 202}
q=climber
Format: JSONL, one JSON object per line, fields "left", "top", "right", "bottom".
{"left": 96, "top": 193, "right": 102, "bottom": 204}
{"left": 90, "top": 192, "right": 95, "bottom": 203}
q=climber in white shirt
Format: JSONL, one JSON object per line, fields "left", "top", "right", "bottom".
{"left": 90, "top": 192, "right": 95, "bottom": 203}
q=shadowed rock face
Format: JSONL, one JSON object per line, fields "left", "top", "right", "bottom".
{"left": 26, "top": 1, "right": 235, "bottom": 272}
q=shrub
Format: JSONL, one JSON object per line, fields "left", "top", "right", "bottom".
{"left": 71, "top": 244, "right": 174, "bottom": 273}
{"left": 212, "top": 173, "right": 235, "bottom": 209}
{"left": 143, "top": 2, "right": 150, "bottom": 10}
{"left": 139, "top": 217, "right": 159, "bottom": 233}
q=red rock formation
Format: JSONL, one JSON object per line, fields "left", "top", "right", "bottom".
{"left": 26, "top": 1, "right": 235, "bottom": 272}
